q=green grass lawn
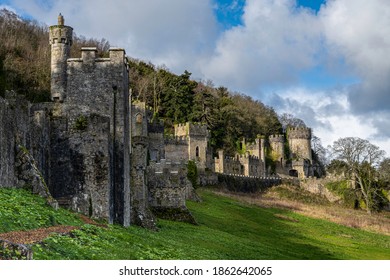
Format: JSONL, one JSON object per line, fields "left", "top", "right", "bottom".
{"left": 1, "top": 188, "right": 389, "bottom": 259}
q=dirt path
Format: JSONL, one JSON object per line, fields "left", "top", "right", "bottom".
{"left": 0, "top": 215, "right": 104, "bottom": 245}
{"left": 0, "top": 225, "right": 78, "bottom": 244}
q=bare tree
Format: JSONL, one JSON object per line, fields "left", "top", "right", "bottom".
{"left": 278, "top": 113, "right": 306, "bottom": 132}
{"left": 330, "top": 137, "right": 386, "bottom": 213}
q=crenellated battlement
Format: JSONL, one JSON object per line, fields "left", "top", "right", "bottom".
{"left": 287, "top": 127, "right": 312, "bottom": 139}
{"left": 174, "top": 122, "right": 208, "bottom": 138}
{"left": 269, "top": 134, "right": 284, "bottom": 142}
{"left": 67, "top": 47, "right": 127, "bottom": 65}
{"left": 49, "top": 26, "right": 73, "bottom": 45}
{"left": 164, "top": 136, "right": 188, "bottom": 146}
{"left": 149, "top": 159, "right": 186, "bottom": 174}
{"left": 49, "top": 14, "right": 73, "bottom": 46}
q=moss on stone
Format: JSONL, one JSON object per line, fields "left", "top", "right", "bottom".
{"left": 151, "top": 207, "right": 197, "bottom": 225}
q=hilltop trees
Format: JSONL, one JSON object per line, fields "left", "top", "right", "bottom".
{"left": 128, "top": 58, "right": 282, "bottom": 154}
{"left": 329, "top": 137, "right": 388, "bottom": 213}
{"left": 0, "top": 9, "right": 110, "bottom": 102}
{"left": 0, "top": 9, "right": 51, "bottom": 101}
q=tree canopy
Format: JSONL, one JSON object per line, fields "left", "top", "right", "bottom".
{"left": 329, "top": 137, "right": 388, "bottom": 213}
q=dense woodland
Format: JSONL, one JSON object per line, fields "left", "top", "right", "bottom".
{"left": 0, "top": 9, "right": 282, "bottom": 155}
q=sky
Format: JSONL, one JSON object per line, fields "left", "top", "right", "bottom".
{"left": 1, "top": 0, "right": 390, "bottom": 156}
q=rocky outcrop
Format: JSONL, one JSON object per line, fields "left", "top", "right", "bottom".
{"left": 15, "top": 145, "right": 58, "bottom": 209}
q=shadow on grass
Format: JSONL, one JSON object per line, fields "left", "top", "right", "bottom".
{"left": 185, "top": 190, "right": 339, "bottom": 260}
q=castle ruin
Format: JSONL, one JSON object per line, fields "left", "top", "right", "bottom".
{"left": 0, "top": 15, "right": 319, "bottom": 228}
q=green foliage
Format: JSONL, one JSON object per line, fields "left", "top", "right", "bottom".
{"left": 272, "top": 185, "right": 330, "bottom": 205}
{"left": 161, "top": 70, "right": 197, "bottom": 124}
{"left": 187, "top": 160, "right": 198, "bottom": 188}
{"left": 0, "top": 188, "right": 83, "bottom": 233}
{"left": 73, "top": 115, "right": 88, "bottom": 131}
{"left": 378, "top": 158, "right": 390, "bottom": 188}
{"left": 129, "top": 58, "right": 282, "bottom": 156}
{"left": 326, "top": 181, "right": 358, "bottom": 208}
{"left": 0, "top": 245, "right": 29, "bottom": 260}
{"left": 330, "top": 137, "right": 387, "bottom": 213}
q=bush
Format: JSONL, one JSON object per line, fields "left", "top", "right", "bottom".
{"left": 187, "top": 160, "right": 198, "bottom": 188}
{"left": 326, "top": 181, "right": 358, "bottom": 208}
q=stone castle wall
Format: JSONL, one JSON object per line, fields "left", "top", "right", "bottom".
{"left": 269, "top": 134, "right": 285, "bottom": 162}
{"left": 246, "top": 138, "right": 265, "bottom": 160}
{"left": 0, "top": 94, "right": 49, "bottom": 188}
{"left": 63, "top": 46, "right": 131, "bottom": 226}
{"left": 147, "top": 160, "right": 191, "bottom": 208}
{"left": 214, "top": 154, "right": 265, "bottom": 177}
{"left": 48, "top": 108, "right": 112, "bottom": 220}
{"left": 218, "top": 174, "right": 282, "bottom": 193}
{"left": 164, "top": 137, "right": 188, "bottom": 163}
{"left": 287, "top": 127, "right": 312, "bottom": 161}
{"left": 174, "top": 123, "right": 208, "bottom": 138}
{"left": 173, "top": 123, "right": 209, "bottom": 170}
{"left": 289, "top": 138, "right": 312, "bottom": 161}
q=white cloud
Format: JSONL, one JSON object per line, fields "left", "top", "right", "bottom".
{"left": 9, "top": 0, "right": 219, "bottom": 75}
{"left": 201, "top": 0, "right": 322, "bottom": 91}
{"left": 320, "top": 0, "right": 390, "bottom": 114}
{"left": 268, "top": 86, "right": 387, "bottom": 151}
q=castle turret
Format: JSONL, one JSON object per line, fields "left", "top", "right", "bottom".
{"left": 269, "top": 134, "right": 285, "bottom": 168}
{"left": 49, "top": 14, "right": 73, "bottom": 102}
{"left": 287, "top": 127, "right": 312, "bottom": 162}
{"left": 174, "top": 122, "right": 209, "bottom": 170}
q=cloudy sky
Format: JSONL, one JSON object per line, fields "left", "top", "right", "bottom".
{"left": 1, "top": 0, "right": 390, "bottom": 155}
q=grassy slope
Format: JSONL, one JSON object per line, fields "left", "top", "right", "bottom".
{"left": 0, "top": 188, "right": 83, "bottom": 232}
{"left": 0, "top": 188, "right": 389, "bottom": 259}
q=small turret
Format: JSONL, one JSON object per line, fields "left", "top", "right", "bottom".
{"left": 49, "top": 14, "right": 73, "bottom": 102}
{"left": 58, "top": 13, "right": 64, "bottom": 25}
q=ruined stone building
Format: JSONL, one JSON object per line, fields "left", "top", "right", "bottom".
{"left": 214, "top": 137, "right": 266, "bottom": 177}
{"left": 0, "top": 15, "right": 318, "bottom": 229}
{"left": 213, "top": 127, "right": 316, "bottom": 178}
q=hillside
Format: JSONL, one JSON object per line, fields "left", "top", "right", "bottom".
{"left": 1, "top": 187, "right": 389, "bottom": 260}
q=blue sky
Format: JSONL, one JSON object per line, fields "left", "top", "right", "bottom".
{"left": 297, "top": 0, "right": 325, "bottom": 11}
{"left": 214, "top": 1, "right": 325, "bottom": 28}
{"left": 1, "top": 0, "right": 390, "bottom": 155}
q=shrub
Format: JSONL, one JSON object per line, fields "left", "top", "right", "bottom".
{"left": 187, "top": 160, "right": 198, "bottom": 188}
{"left": 73, "top": 115, "right": 88, "bottom": 131}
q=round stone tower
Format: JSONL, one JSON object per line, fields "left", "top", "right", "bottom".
{"left": 49, "top": 14, "right": 73, "bottom": 102}
{"left": 287, "top": 127, "right": 312, "bottom": 162}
